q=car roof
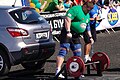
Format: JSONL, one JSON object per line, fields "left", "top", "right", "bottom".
{"left": 0, "top": 6, "right": 21, "bottom": 10}
{"left": 0, "top": 6, "right": 34, "bottom": 11}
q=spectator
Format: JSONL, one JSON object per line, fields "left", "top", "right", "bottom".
{"left": 71, "top": 0, "right": 83, "bottom": 5}
{"left": 29, "top": 0, "right": 47, "bottom": 13}
{"left": 83, "top": 0, "right": 100, "bottom": 63}
{"left": 109, "top": 0, "right": 119, "bottom": 8}
{"left": 64, "top": 0, "right": 73, "bottom": 11}
{"left": 21, "top": 0, "right": 30, "bottom": 6}
{"left": 96, "top": 0, "right": 107, "bottom": 9}
{"left": 75, "top": 0, "right": 83, "bottom": 5}
{"left": 114, "top": 0, "right": 118, "bottom": 4}
{"left": 45, "top": 0, "right": 65, "bottom": 12}
{"left": 39, "top": 0, "right": 47, "bottom": 12}
{"left": 55, "top": 0, "right": 95, "bottom": 78}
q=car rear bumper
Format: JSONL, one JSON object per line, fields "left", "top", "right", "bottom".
{"left": 10, "top": 41, "right": 56, "bottom": 65}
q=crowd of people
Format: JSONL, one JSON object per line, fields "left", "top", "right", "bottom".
{"left": 26, "top": 0, "right": 120, "bottom": 13}
{"left": 23, "top": 0, "right": 120, "bottom": 79}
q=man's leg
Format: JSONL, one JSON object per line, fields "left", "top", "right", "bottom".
{"left": 56, "top": 56, "right": 64, "bottom": 74}
{"left": 84, "top": 43, "right": 92, "bottom": 62}
{"left": 55, "top": 43, "right": 70, "bottom": 78}
{"left": 71, "top": 43, "right": 85, "bottom": 77}
{"left": 71, "top": 43, "right": 82, "bottom": 57}
{"left": 83, "top": 30, "right": 93, "bottom": 62}
{"left": 83, "top": 27, "right": 96, "bottom": 62}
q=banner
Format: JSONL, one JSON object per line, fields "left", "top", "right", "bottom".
{"left": 6, "top": 0, "right": 119, "bottom": 32}
{"left": 40, "top": 11, "right": 66, "bottom": 35}
{"left": 19, "top": 0, "right": 120, "bottom": 35}
{"left": 96, "top": 6, "right": 120, "bottom": 30}
{"left": 40, "top": 6, "right": 120, "bottom": 35}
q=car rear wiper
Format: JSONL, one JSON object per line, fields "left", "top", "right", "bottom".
{"left": 25, "top": 20, "right": 39, "bottom": 24}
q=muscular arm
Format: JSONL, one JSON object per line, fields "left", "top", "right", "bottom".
{"left": 86, "top": 24, "right": 92, "bottom": 37}
{"left": 65, "top": 17, "right": 72, "bottom": 38}
{"left": 86, "top": 24, "right": 94, "bottom": 44}
{"left": 65, "top": 17, "right": 72, "bottom": 31}
{"left": 87, "top": 30, "right": 92, "bottom": 37}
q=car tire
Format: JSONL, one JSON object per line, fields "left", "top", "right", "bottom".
{"left": 21, "top": 60, "right": 46, "bottom": 70}
{"left": 0, "top": 50, "right": 11, "bottom": 75}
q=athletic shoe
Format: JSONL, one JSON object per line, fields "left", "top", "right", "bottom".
{"left": 84, "top": 56, "right": 91, "bottom": 63}
{"left": 55, "top": 68, "right": 65, "bottom": 79}
{"left": 58, "top": 74, "right": 65, "bottom": 78}
{"left": 55, "top": 73, "right": 65, "bottom": 79}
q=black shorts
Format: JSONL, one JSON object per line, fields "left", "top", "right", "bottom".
{"left": 60, "top": 27, "right": 81, "bottom": 44}
{"left": 83, "top": 24, "right": 96, "bottom": 44}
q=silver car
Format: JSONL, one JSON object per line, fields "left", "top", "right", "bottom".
{"left": 0, "top": 6, "right": 55, "bottom": 75}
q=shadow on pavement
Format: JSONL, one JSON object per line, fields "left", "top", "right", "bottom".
{"left": 0, "top": 68, "right": 120, "bottom": 80}
{"left": 106, "top": 68, "right": 120, "bottom": 72}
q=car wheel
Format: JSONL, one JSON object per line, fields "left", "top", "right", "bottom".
{"left": 0, "top": 50, "right": 11, "bottom": 75}
{"left": 21, "top": 60, "right": 46, "bottom": 70}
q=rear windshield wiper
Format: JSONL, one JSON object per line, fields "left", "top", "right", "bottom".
{"left": 25, "top": 20, "right": 39, "bottom": 24}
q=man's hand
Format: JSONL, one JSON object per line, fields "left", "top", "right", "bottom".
{"left": 67, "top": 32, "right": 72, "bottom": 38}
{"left": 90, "top": 37, "right": 94, "bottom": 44}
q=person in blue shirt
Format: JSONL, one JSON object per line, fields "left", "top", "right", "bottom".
{"left": 64, "top": 0, "right": 73, "bottom": 11}
{"left": 21, "top": 0, "right": 30, "bottom": 6}
{"left": 96, "top": 0, "right": 107, "bottom": 9}
{"left": 83, "top": 0, "right": 101, "bottom": 63}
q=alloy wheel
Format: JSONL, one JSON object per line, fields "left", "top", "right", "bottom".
{"left": 0, "top": 55, "right": 4, "bottom": 71}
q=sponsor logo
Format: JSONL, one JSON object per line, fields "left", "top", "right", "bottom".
{"left": 107, "top": 8, "right": 119, "bottom": 26}
{"left": 80, "top": 23, "right": 87, "bottom": 29}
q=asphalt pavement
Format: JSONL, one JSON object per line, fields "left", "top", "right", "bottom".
{"left": 44, "top": 28, "right": 120, "bottom": 80}
{"left": 2, "top": 28, "right": 120, "bottom": 80}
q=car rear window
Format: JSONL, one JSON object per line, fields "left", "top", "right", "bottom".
{"left": 9, "top": 8, "right": 46, "bottom": 24}
{"left": 0, "top": 10, "right": 16, "bottom": 26}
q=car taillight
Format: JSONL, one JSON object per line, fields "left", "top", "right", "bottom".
{"left": 7, "top": 28, "right": 29, "bottom": 37}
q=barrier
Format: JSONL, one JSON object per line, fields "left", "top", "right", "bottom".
{"left": 40, "top": 6, "right": 120, "bottom": 36}
{"left": 40, "top": 11, "right": 66, "bottom": 36}
{"left": 20, "top": 0, "right": 120, "bottom": 34}
{"left": 96, "top": 6, "right": 120, "bottom": 31}
{"left": 19, "top": 0, "right": 120, "bottom": 32}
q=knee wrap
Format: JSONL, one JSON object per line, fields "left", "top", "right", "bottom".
{"left": 58, "top": 48, "right": 67, "bottom": 57}
{"left": 73, "top": 49, "right": 82, "bottom": 56}
{"left": 71, "top": 44, "right": 82, "bottom": 56}
{"left": 57, "top": 43, "right": 70, "bottom": 57}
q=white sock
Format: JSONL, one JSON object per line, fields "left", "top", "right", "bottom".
{"left": 55, "top": 67, "right": 65, "bottom": 78}
{"left": 85, "top": 54, "right": 89, "bottom": 59}
{"left": 56, "top": 67, "right": 61, "bottom": 75}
